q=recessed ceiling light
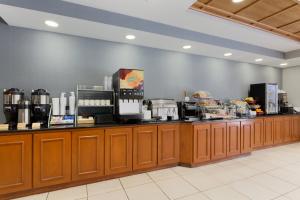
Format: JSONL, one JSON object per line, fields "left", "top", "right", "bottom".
{"left": 224, "top": 52, "right": 232, "bottom": 57}
{"left": 45, "top": 20, "right": 59, "bottom": 28}
{"left": 125, "top": 35, "right": 136, "bottom": 40}
{"left": 255, "top": 58, "right": 263, "bottom": 62}
{"left": 182, "top": 45, "right": 192, "bottom": 49}
{"left": 232, "top": 0, "right": 245, "bottom": 3}
{"left": 280, "top": 63, "right": 288, "bottom": 66}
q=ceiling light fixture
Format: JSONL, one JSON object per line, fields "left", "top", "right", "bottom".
{"left": 125, "top": 35, "right": 136, "bottom": 40}
{"left": 45, "top": 20, "right": 59, "bottom": 28}
{"left": 232, "top": 0, "right": 245, "bottom": 3}
{"left": 255, "top": 58, "right": 263, "bottom": 62}
{"left": 182, "top": 45, "right": 192, "bottom": 49}
{"left": 224, "top": 52, "right": 232, "bottom": 57}
{"left": 280, "top": 63, "right": 288, "bottom": 66}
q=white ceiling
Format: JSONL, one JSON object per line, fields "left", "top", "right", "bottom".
{"left": 0, "top": 1, "right": 300, "bottom": 68}
{"left": 63, "top": 0, "right": 300, "bottom": 52}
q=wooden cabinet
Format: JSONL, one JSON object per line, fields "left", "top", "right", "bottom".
{"left": 33, "top": 132, "right": 71, "bottom": 188}
{"left": 273, "top": 117, "right": 284, "bottom": 145}
{"left": 292, "top": 116, "right": 300, "bottom": 141}
{"left": 105, "top": 128, "right": 132, "bottom": 175}
{"left": 133, "top": 126, "right": 157, "bottom": 171}
{"left": 211, "top": 123, "right": 227, "bottom": 160}
{"left": 241, "top": 121, "right": 253, "bottom": 154}
{"left": 282, "top": 117, "right": 292, "bottom": 143}
{"left": 193, "top": 124, "right": 211, "bottom": 164}
{"left": 252, "top": 119, "right": 264, "bottom": 149}
{"left": 72, "top": 129, "right": 105, "bottom": 181}
{"left": 226, "top": 122, "right": 241, "bottom": 157}
{"left": 0, "top": 134, "right": 32, "bottom": 195}
{"left": 264, "top": 118, "right": 274, "bottom": 146}
{"left": 158, "top": 124, "right": 180, "bottom": 166}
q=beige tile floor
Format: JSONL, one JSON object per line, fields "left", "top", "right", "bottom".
{"left": 13, "top": 143, "right": 300, "bottom": 200}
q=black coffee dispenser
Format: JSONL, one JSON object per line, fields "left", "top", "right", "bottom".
{"left": 3, "top": 88, "right": 24, "bottom": 128}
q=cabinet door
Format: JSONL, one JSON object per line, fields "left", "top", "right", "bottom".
{"left": 241, "top": 121, "right": 253, "bottom": 153}
{"left": 211, "top": 123, "right": 227, "bottom": 160}
{"left": 264, "top": 118, "right": 274, "bottom": 146}
{"left": 193, "top": 124, "right": 211, "bottom": 164}
{"left": 72, "top": 129, "right": 105, "bottom": 181}
{"left": 292, "top": 116, "right": 300, "bottom": 141}
{"left": 0, "top": 134, "right": 32, "bottom": 195}
{"left": 227, "top": 122, "right": 241, "bottom": 157}
{"left": 252, "top": 119, "right": 264, "bottom": 148}
{"left": 33, "top": 132, "right": 71, "bottom": 188}
{"left": 273, "top": 117, "right": 283, "bottom": 145}
{"left": 105, "top": 128, "right": 132, "bottom": 175}
{"left": 133, "top": 126, "right": 157, "bottom": 171}
{"left": 282, "top": 117, "right": 292, "bottom": 143}
{"left": 158, "top": 124, "right": 180, "bottom": 166}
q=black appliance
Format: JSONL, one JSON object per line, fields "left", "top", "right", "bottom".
{"left": 113, "top": 69, "right": 144, "bottom": 122}
{"left": 278, "top": 91, "right": 294, "bottom": 114}
{"left": 3, "top": 88, "right": 24, "bottom": 128}
{"left": 76, "top": 85, "right": 114, "bottom": 124}
{"left": 249, "top": 83, "right": 278, "bottom": 115}
{"left": 31, "top": 89, "right": 51, "bottom": 127}
{"left": 178, "top": 101, "right": 201, "bottom": 121}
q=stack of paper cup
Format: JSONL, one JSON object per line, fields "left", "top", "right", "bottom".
{"left": 60, "top": 93, "right": 67, "bottom": 115}
{"left": 52, "top": 98, "right": 60, "bottom": 115}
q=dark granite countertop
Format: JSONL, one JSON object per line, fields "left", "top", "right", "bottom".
{"left": 0, "top": 113, "right": 299, "bottom": 135}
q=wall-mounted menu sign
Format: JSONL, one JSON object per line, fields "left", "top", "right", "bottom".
{"left": 119, "top": 69, "right": 144, "bottom": 90}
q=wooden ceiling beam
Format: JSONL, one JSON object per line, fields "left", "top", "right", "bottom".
{"left": 258, "top": 3, "right": 298, "bottom": 22}
{"left": 234, "top": 0, "right": 261, "bottom": 14}
{"left": 277, "top": 18, "right": 300, "bottom": 29}
{"left": 191, "top": 1, "right": 300, "bottom": 41}
{"left": 204, "top": 0, "right": 214, "bottom": 5}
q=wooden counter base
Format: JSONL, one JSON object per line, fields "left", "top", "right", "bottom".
{"left": 0, "top": 115, "right": 300, "bottom": 199}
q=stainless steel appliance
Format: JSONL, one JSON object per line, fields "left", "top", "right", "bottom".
{"left": 278, "top": 90, "right": 294, "bottom": 114}
{"left": 250, "top": 83, "right": 278, "bottom": 114}
{"left": 31, "top": 89, "right": 51, "bottom": 127}
{"left": 3, "top": 88, "right": 24, "bottom": 128}
{"left": 149, "top": 99, "right": 179, "bottom": 121}
{"left": 113, "top": 69, "right": 144, "bottom": 122}
{"left": 18, "top": 100, "right": 31, "bottom": 126}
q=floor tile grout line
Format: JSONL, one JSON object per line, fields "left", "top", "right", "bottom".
{"left": 146, "top": 172, "right": 172, "bottom": 200}
{"left": 119, "top": 178, "right": 130, "bottom": 200}
{"left": 46, "top": 192, "right": 49, "bottom": 200}
{"left": 86, "top": 185, "right": 88, "bottom": 200}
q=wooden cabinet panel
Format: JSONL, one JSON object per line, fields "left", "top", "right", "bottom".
{"left": 227, "top": 122, "right": 241, "bottom": 157}
{"left": 0, "top": 134, "right": 32, "bottom": 195}
{"left": 252, "top": 119, "right": 264, "bottom": 148}
{"left": 158, "top": 124, "right": 180, "bottom": 166}
{"left": 193, "top": 124, "right": 211, "bottom": 164}
{"left": 211, "top": 123, "right": 227, "bottom": 160}
{"left": 133, "top": 126, "right": 157, "bottom": 171}
{"left": 105, "top": 128, "right": 132, "bottom": 175}
{"left": 274, "top": 117, "right": 283, "bottom": 145}
{"left": 292, "top": 116, "right": 300, "bottom": 141}
{"left": 33, "top": 132, "right": 71, "bottom": 188}
{"left": 241, "top": 121, "right": 253, "bottom": 153}
{"left": 72, "top": 129, "right": 105, "bottom": 181}
{"left": 282, "top": 117, "right": 292, "bottom": 143}
{"left": 264, "top": 118, "right": 274, "bottom": 146}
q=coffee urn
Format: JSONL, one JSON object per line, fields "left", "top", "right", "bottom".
{"left": 18, "top": 99, "right": 31, "bottom": 126}
{"left": 31, "top": 89, "right": 51, "bottom": 127}
{"left": 3, "top": 88, "right": 24, "bottom": 128}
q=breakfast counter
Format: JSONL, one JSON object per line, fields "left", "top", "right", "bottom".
{"left": 0, "top": 114, "right": 300, "bottom": 199}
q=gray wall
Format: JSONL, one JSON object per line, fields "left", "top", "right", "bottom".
{"left": 0, "top": 24, "right": 282, "bottom": 123}
{"left": 283, "top": 66, "right": 300, "bottom": 107}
